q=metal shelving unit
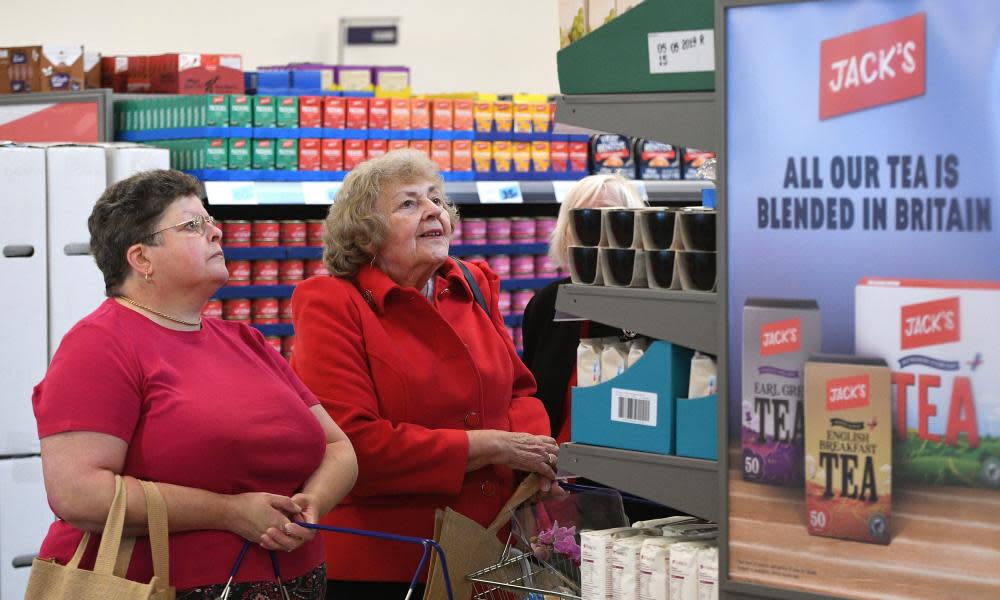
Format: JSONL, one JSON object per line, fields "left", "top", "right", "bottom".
{"left": 555, "top": 284, "right": 717, "bottom": 354}
{"left": 560, "top": 443, "right": 719, "bottom": 522}
{"left": 556, "top": 92, "right": 718, "bottom": 151}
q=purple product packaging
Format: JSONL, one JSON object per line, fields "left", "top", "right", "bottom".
{"left": 741, "top": 298, "right": 821, "bottom": 486}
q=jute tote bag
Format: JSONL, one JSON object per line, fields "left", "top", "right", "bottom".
{"left": 24, "top": 475, "right": 174, "bottom": 600}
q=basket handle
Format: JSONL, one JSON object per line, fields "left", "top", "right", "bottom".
{"left": 294, "top": 521, "right": 454, "bottom": 600}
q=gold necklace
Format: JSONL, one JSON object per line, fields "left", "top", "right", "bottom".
{"left": 116, "top": 296, "right": 202, "bottom": 328}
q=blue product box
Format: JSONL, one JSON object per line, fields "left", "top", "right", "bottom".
{"left": 571, "top": 340, "right": 693, "bottom": 455}
{"left": 675, "top": 394, "right": 718, "bottom": 460}
{"left": 258, "top": 70, "right": 290, "bottom": 89}
{"left": 290, "top": 70, "right": 323, "bottom": 91}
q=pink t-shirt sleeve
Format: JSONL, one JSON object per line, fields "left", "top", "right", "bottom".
{"left": 244, "top": 324, "right": 319, "bottom": 408}
{"left": 33, "top": 321, "right": 143, "bottom": 442}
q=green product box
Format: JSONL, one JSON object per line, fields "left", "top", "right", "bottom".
{"left": 275, "top": 139, "right": 299, "bottom": 170}
{"left": 204, "top": 138, "right": 228, "bottom": 169}
{"left": 205, "top": 95, "right": 229, "bottom": 127}
{"left": 228, "top": 138, "right": 252, "bottom": 170}
{"left": 228, "top": 95, "right": 252, "bottom": 126}
{"left": 276, "top": 96, "right": 299, "bottom": 127}
{"left": 253, "top": 96, "right": 277, "bottom": 127}
{"left": 252, "top": 138, "right": 275, "bottom": 170}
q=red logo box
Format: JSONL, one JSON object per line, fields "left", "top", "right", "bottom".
{"left": 900, "top": 296, "right": 960, "bottom": 350}
{"left": 826, "top": 374, "right": 870, "bottom": 412}
{"left": 819, "top": 13, "right": 926, "bottom": 120}
{"left": 760, "top": 318, "right": 801, "bottom": 356}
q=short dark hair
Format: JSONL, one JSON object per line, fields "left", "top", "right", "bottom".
{"left": 88, "top": 169, "right": 204, "bottom": 295}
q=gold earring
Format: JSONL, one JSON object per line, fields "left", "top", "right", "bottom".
{"left": 370, "top": 254, "right": 377, "bottom": 267}
{"left": 144, "top": 271, "right": 151, "bottom": 283}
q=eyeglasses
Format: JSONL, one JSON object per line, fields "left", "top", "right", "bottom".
{"left": 146, "top": 215, "right": 218, "bottom": 239}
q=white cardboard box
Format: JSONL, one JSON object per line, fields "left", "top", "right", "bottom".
{"left": 45, "top": 145, "right": 107, "bottom": 357}
{"left": 0, "top": 457, "right": 53, "bottom": 600}
{"left": 0, "top": 146, "right": 47, "bottom": 454}
{"left": 99, "top": 142, "right": 169, "bottom": 184}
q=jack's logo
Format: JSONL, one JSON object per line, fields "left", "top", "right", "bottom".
{"left": 826, "top": 374, "right": 870, "bottom": 412}
{"left": 901, "top": 296, "right": 960, "bottom": 350}
{"left": 760, "top": 318, "right": 801, "bottom": 356}
{"left": 820, "top": 13, "right": 926, "bottom": 119}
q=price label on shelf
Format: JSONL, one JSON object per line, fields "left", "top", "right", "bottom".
{"left": 204, "top": 181, "right": 259, "bottom": 205}
{"left": 551, "top": 180, "right": 576, "bottom": 203}
{"left": 302, "top": 181, "right": 343, "bottom": 205}
{"left": 647, "top": 29, "right": 715, "bottom": 75}
{"left": 476, "top": 181, "right": 523, "bottom": 204}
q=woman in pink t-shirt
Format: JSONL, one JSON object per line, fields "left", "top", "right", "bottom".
{"left": 32, "top": 169, "right": 358, "bottom": 599}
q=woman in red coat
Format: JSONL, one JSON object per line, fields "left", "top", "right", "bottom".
{"left": 291, "top": 150, "right": 561, "bottom": 600}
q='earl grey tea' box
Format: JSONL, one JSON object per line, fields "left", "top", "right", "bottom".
{"left": 742, "top": 299, "right": 821, "bottom": 486}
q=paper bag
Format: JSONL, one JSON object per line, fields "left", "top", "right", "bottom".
{"left": 424, "top": 474, "right": 541, "bottom": 600}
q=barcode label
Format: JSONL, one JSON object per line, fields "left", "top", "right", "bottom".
{"left": 611, "top": 388, "right": 657, "bottom": 426}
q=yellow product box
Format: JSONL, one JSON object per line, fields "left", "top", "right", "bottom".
{"left": 532, "top": 103, "right": 551, "bottom": 134}
{"left": 494, "top": 102, "right": 514, "bottom": 134}
{"left": 473, "top": 141, "right": 492, "bottom": 173}
{"left": 474, "top": 102, "right": 494, "bottom": 133}
{"left": 531, "top": 141, "right": 551, "bottom": 172}
{"left": 492, "top": 140, "right": 513, "bottom": 173}
{"left": 513, "top": 103, "right": 533, "bottom": 134}
{"left": 513, "top": 141, "right": 532, "bottom": 173}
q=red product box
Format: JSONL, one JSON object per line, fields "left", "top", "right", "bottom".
{"left": 344, "top": 139, "right": 367, "bottom": 171}
{"left": 390, "top": 98, "right": 411, "bottom": 130}
{"left": 299, "top": 138, "right": 322, "bottom": 171}
{"left": 346, "top": 98, "right": 368, "bottom": 130}
{"left": 101, "top": 56, "right": 128, "bottom": 92}
{"left": 410, "top": 139, "right": 431, "bottom": 157}
{"left": 126, "top": 56, "right": 151, "bottom": 92}
{"left": 321, "top": 139, "right": 344, "bottom": 171}
{"left": 453, "top": 99, "right": 474, "bottom": 131}
{"left": 323, "top": 97, "right": 346, "bottom": 129}
{"left": 431, "top": 99, "right": 453, "bottom": 131}
{"left": 388, "top": 139, "right": 410, "bottom": 152}
{"left": 369, "top": 98, "right": 390, "bottom": 130}
{"left": 367, "top": 138, "right": 388, "bottom": 161}
{"left": 569, "top": 141, "right": 589, "bottom": 171}
{"left": 410, "top": 98, "right": 430, "bottom": 129}
{"left": 452, "top": 140, "right": 472, "bottom": 172}
{"left": 299, "top": 96, "right": 323, "bottom": 128}
{"left": 431, "top": 140, "right": 452, "bottom": 171}
{"left": 150, "top": 53, "right": 243, "bottom": 94}
{"left": 551, "top": 141, "right": 569, "bottom": 172}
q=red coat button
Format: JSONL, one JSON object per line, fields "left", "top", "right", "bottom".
{"left": 481, "top": 481, "right": 497, "bottom": 497}
{"left": 464, "top": 412, "right": 481, "bottom": 428}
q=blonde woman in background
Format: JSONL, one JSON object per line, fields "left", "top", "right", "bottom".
{"left": 521, "top": 174, "right": 646, "bottom": 442}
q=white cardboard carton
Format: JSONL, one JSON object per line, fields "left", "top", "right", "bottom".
{"left": 45, "top": 145, "right": 107, "bottom": 357}
{"left": 0, "top": 146, "right": 47, "bottom": 454}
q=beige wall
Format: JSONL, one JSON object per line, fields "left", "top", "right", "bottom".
{"left": 0, "top": 0, "right": 560, "bottom": 94}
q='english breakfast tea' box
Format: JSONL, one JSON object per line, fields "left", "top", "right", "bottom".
{"left": 855, "top": 278, "right": 1000, "bottom": 489}
{"left": 804, "top": 355, "right": 892, "bottom": 545}
{"left": 741, "top": 299, "right": 821, "bottom": 486}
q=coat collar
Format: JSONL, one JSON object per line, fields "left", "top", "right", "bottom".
{"left": 353, "top": 257, "right": 474, "bottom": 314}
